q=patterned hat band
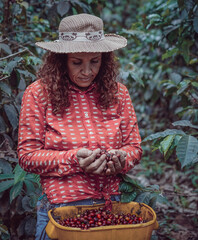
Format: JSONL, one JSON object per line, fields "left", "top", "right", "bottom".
{"left": 59, "top": 30, "right": 105, "bottom": 42}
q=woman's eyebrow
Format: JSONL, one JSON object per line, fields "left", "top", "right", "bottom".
{"left": 92, "top": 55, "right": 101, "bottom": 59}
{"left": 69, "top": 57, "right": 82, "bottom": 60}
{"left": 69, "top": 55, "right": 101, "bottom": 60}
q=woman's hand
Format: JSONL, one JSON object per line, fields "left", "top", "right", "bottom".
{"left": 105, "top": 150, "right": 127, "bottom": 175}
{"left": 77, "top": 148, "right": 107, "bottom": 175}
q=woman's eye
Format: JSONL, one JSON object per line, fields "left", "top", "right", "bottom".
{"left": 91, "top": 60, "right": 99, "bottom": 64}
{"left": 73, "top": 62, "right": 81, "bottom": 65}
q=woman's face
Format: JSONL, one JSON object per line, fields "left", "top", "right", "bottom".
{"left": 67, "top": 52, "right": 102, "bottom": 89}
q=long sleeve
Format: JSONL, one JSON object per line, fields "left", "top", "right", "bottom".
{"left": 118, "top": 85, "right": 142, "bottom": 173}
{"left": 17, "top": 81, "right": 83, "bottom": 177}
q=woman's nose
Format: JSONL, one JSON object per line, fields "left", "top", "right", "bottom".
{"left": 82, "top": 63, "right": 91, "bottom": 75}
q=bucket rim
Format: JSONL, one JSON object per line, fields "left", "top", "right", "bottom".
{"left": 47, "top": 202, "right": 157, "bottom": 232}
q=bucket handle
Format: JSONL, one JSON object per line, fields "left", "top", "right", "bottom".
{"left": 153, "top": 220, "right": 159, "bottom": 230}
{"left": 45, "top": 221, "right": 58, "bottom": 239}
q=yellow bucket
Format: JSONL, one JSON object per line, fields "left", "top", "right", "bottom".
{"left": 46, "top": 201, "right": 159, "bottom": 240}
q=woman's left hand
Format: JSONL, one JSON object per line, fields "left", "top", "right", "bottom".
{"left": 104, "top": 150, "right": 127, "bottom": 175}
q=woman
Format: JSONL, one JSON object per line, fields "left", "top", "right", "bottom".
{"left": 17, "top": 13, "right": 142, "bottom": 239}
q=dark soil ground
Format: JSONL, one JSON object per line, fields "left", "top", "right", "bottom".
{"left": 129, "top": 163, "right": 198, "bottom": 240}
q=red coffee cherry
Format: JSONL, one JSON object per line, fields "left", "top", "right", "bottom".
{"left": 55, "top": 207, "right": 147, "bottom": 230}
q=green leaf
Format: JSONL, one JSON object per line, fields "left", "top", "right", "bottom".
{"left": 160, "top": 135, "right": 175, "bottom": 156}
{"left": 9, "top": 69, "right": 20, "bottom": 89}
{"left": 143, "top": 129, "right": 185, "bottom": 142}
{"left": 122, "top": 175, "right": 144, "bottom": 189}
{"left": 22, "top": 195, "right": 34, "bottom": 211}
{"left": 20, "top": 1, "right": 29, "bottom": 9}
{"left": 172, "top": 120, "right": 198, "bottom": 129}
{"left": 13, "top": 164, "right": 27, "bottom": 184}
{"left": 121, "top": 191, "right": 137, "bottom": 203}
{"left": 28, "top": 193, "right": 38, "bottom": 208}
{"left": 177, "top": 80, "right": 190, "bottom": 95}
{"left": 24, "top": 56, "right": 42, "bottom": 66}
{"left": 129, "top": 71, "right": 144, "bottom": 86}
{"left": 0, "top": 174, "right": 14, "bottom": 180}
{"left": 193, "top": 9, "right": 198, "bottom": 33}
{"left": 0, "top": 43, "right": 12, "bottom": 55}
{"left": 155, "top": 193, "right": 169, "bottom": 204}
{"left": 57, "top": 1, "right": 70, "bottom": 16}
{"left": 191, "top": 81, "right": 198, "bottom": 88}
{"left": 119, "top": 182, "right": 135, "bottom": 193}
{"left": 148, "top": 196, "right": 157, "bottom": 209}
{"left": 147, "top": 14, "right": 161, "bottom": 20}
{"left": 24, "top": 217, "right": 36, "bottom": 236}
{"left": 162, "top": 48, "right": 178, "bottom": 60}
{"left": 0, "top": 159, "right": 12, "bottom": 174}
{"left": 176, "top": 135, "right": 198, "bottom": 168}
{"left": 0, "top": 116, "right": 7, "bottom": 134}
{"left": 180, "top": 40, "right": 193, "bottom": 64}
{"left": 25, "top": 174, "right": 41, "bottom": 186}
{"left": 10, "top": 181, "right": 23, "bottom": 203}
{"left": 169, "top": 72, "right": 182, "bottom": 84}
{"left": 4, "top": 104, "right": 18, "bottom": 130}
{"left": 0, "top": 180, "right": 14, "bottom": 193}
{"left": 135, "top": 192, "right": 151, "bottom": 205}
{"left": 122, "top": 29, "right": 146, "bottom": 37}
{"left": 189, "top": 58, "right": 198, "bottom": 64}
{"left": 3, "top": 59, "right": 19, "bottom": 74}
{"left": 0, "top": 82, "right": 12, "bottom": 96}
{"left": 24, "top": 179, "right": 36, "bottom": 195}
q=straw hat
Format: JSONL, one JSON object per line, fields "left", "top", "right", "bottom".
{"left": 35, "top": 13, "right": 127, "bottom": 53}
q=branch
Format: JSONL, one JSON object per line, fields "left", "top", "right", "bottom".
{"left": 0, "top": 49, "right": 28, "bottom": 61}
{"left": 0, "top": 76, "right": 9, "bottom": 82}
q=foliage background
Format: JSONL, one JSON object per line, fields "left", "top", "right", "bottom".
{"left": 0, "top": 0, "right": 198, "bottom": 239}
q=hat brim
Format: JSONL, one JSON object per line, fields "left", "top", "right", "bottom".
{"left": 35, "top": 34, "right": 127, "bottom": 53}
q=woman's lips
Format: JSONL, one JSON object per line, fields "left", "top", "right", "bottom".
{"left": 79, "top": 78, "right": 91, "bottom": 81}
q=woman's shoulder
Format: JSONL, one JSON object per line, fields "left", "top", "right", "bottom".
{"left": 24, "top": 79, "right": 48, "bottom": 97}
{"left": 23, "top": 79, "right": 48, "bottom": 103}
{"left": 25, "top": 79, "right": 43, "bottom": 93}
{"left": 117, "top": 82, "right": 129, "bottom": 95}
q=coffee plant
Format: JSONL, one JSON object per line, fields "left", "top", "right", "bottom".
{"left": 1, "top": 0, "right": 198, "bottom": 239}
{"left": 116, "top": 0, "right": 198, "bottom": 168}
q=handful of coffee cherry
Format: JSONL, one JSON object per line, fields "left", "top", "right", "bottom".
{"left": 96, "top": 150, "right": 116, "bottom": 161}
{"left": 96, "top": 150, "right": 121, "bottom": 173}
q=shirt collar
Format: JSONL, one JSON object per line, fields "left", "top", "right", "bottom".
{"left": 68, "top": 81, "right": 97, "bottom": 93}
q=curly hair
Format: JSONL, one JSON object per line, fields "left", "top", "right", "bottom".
{"left": 37, "top": 51, "right": 119, "bottom": 114}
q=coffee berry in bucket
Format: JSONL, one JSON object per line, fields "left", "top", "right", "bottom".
{"left": 55, "top": 207, "right": 148, "bottom": 230}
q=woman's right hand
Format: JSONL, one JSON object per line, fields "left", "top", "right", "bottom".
{"left": 77, "top": 148, "right": 107, "bottom": 175}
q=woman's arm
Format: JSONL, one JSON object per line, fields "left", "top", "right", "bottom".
{"left": 109, "top": 84, "right": 142, "bottom": 174}
{"left": 17, "top": 82, "right": 82, "bottom": 177}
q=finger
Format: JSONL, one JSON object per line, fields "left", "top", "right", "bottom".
{"left": 107, "top": 160, "right": 116, "bottom": 174}
{"left": 111, "top": 154, "right": 122, "bottom": 172}
{"left": 78, "top": 151, "right": 98, "bottom": 168}
{"left": 84, "top": 154, "right": 106, "bottom": 173}
{"left": 105, "top": 168, "right": 111, "bottom": 175}
{"left": 119, "top": 154, "right": 126, "bottom": 169}
{"left": 115, "top": 151, "right": 126, "bottom": 169}
{"left": 76, "top": 148, "right": 93, "bottom": 158}
{"left": 92, "top": 159, "right": 107, "bottom": 175}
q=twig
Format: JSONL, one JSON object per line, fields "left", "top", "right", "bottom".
{"left": 0, "top": 76, "right": 9, "bottom": 82}
{"left": 162, "top": 188, "right": 198, "bottom": 197}
{"left": 7, "top": 29, "right": 51, "bottom": 35}
{"left": 0, "top": 38, "right": 8, "bottom": 43}
{"left": 0, "top": 49, "right": 28, "bottom": 61}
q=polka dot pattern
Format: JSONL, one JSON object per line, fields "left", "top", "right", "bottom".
{"left": 17, "top": 79, "right": 142, "bottom": 204}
